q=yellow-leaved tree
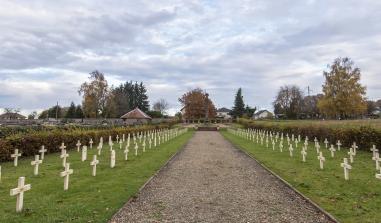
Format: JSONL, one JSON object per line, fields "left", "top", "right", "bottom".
{"left": 318, "top": 57, "right": 367, "bottom": 119}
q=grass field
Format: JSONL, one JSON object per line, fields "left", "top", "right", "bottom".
{"left": 0, "top": 130, "right": 193, "bottom": 223}
{"left": 222, "top": 129, "right": 381, "bottom": 223}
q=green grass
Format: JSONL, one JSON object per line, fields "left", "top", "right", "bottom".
{"left": 0, "top": 130, "right": 194, "bottom": 223}
{"left": 250, "top": 119, "right": 381, "bottom": 129}
{"left": 221, "top": 130, "right": 381, "bottom": 223}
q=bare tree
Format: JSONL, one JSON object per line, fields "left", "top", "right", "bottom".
{"left": 153, "top": 98, "right": 169, "bottom": 114}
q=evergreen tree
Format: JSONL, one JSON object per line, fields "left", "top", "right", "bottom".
{"left": 138, "top": 82, "right": 149, "bottom": 112}
{"left": 75, "top": 105, "right": 84, "bottom": 119}
{"left": 65, "top": 102, "right": 76, "bottom": 118}
{"left": 231, "top": 88, "right": 245, "bottom": 118}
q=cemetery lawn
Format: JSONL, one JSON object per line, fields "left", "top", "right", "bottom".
{"left": 221, "top": 130, "right": 381, "bottom": 223}
{"left": 0, "top": 130, "right": 194, "bottom": 223}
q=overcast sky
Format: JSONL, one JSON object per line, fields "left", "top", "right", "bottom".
{"left": 1, "top": 0, "right": 380, "bottom": 116}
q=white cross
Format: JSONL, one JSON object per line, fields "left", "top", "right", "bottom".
{"left": 149, "top": 138, "right": 152, "bottom": 149}
{"left": 97, "top": 145, "right": 102, "bottom": 156}
{"left": 122, "top": 134, "right": 125, "bottom": 142}
{"left": 59, "top": 142, "right": 66, "bottom": 151}
{"left": 324, "top": 138, "right": 329, "bottom": 149}
{"left": 301, "top": 149, "right": 307, "bottom": 162}
{"left": 0, "top": 166, "right": 2, "bottom": 182}
{"left": 372, "top": 152, "right": 381, "bottom": 170}
{"left": 317, "top": 152, "right": 325, "bottom": 169}
{"left": 143, "top": 139, "right": 146, "bottom": 152}
{"left": 81, "top": 146, "right": 87, "bottom": 161}
{"left": 89, "top": 139, "right": 93, "bottom": 149}
{"left": 371, "top": 145, "right": 378, "bottom": 159}
{"left": 39, "top": 145, "right": 47, "bottom": 160}
{"left": 124, "top": 145, "right": 129, "bottom": 161}
{"left": 31, "top": 155, "right": 42, "bottom": 175}
{"left": 375, "top": 168, "right": 381, "bottom": 180}
{"left": 272, "top": 140, "right": 275, "bottom": 150}
{"left": 90, "top": 155, "right": 99, "bottom": 176}
{"left": 60, "top": 149, "right": 69, "bottom": 167}
{"left": 352, "top": 142, "right": 358, "bottom": 155}
{"left": 304, "top": 140, "right": 308, "bottom": 148}
{"left": 289, "top": 144, "right": 293, "bottom": 157}
{"left": 110, "top": 150, "right": 116, "bottom": 168}
{"left": 60, "top": 163, "right": 73, "bottom": 190}
{"left": 154, "top": 135, "right": 157, "bottom": 147}
{"left": 329, "top": 144, "right": 336, "bottom": 158}
{"left": 76, "top": 140, "right": 81, "bottom": 152}
{"left": 315, "top": 143, "right": 320, "bottom": 154}
{"left": 109, "top": 141, "right": 114, "bottom": 151}
{"left": 135, "top": 143, "right": 138, "bottom": 156}
{"left": 279, "top": 141, "right": 283, "bottom": 152}
{"left": 348, "top": 147, "right": 355, "bottom": 163}
{"left": 116, "top": 135, "right": 119, "bottom": 143}
{"left": 119, "top": 140, "right": 123, "bottom": 150}
{"left": 11, "top": 149, "right": 22, "bottom": 167}
{"left": 340, "top": 158, "right": 352, "bottom": 180}
{"left": 314, "top": 137, "right": 318, "bottom": 145}
{"left": 10, "top": 177, "right": 31, "bottom": 212}
{"left": 336, "top": 140, "right": 342, "bottom": 151}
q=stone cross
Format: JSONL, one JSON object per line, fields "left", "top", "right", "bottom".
{"left": 375, "top": 168, "right": 381, "bottom": 180}
{"left": 314, "top": 137, "right": 318, "bottom": 145}
{"left": 324, "top": 138, "right": 328, "bottom": 149}
{"left": 60, "top": 149, "right": 69, "bottom": 167}
{"left": 97, "top": 145, "right": 102, "bottom": 156}
{"left": 10, "top": 177, "right": 31, "bottom": 212}
{"left": 76, "top": 140, "right": 81, "bottom": 152}
{"left": 304, "top": 140, "right": 308, "bottom": 149}
{"left": 336, "top": 140, "right": 342, "bottom": 151}
{"left": 279, "top": 141, "right": 283, "bottom": 152}
{"left": 348, "top": 147, "right": 355, "bottom": 163}
{"left": 289, "top": 144, "right": 293, "bottom": 157}
{"left": 124, "top": 145, "right": 129, "bottom": 161}
{"left": 371, "top": 145, "right": 378, "bottom": 159}
{"left": 0, "top": 166, "right": 2, "bottom": 182}
{"left": 315, "top": 143, "right": 320, "bottom": 154}
{"left": 372, "top": 152, "right": 381, "bottom": 170}
{"left": 81, "top": 146, "right": 88, "bottom": 161}
{"left": 272, "top": 140, "right": 275, "bottom": 150}
{"left": 116, "top": 135, "right": 119, "bottom": 143}
{"left": 110, "top": 150, "right": 116, "bottom": 168}
{"left": 340, "top": 158, "right": 352, "bottom": 180}
{"left": 123, "top": 134, "right": 125, "bottom": 142}
{"left": 109, "top": 141, "right": 114, "bottom": 151}
{"left": 301, "top": 148, "right": 307, "bottom": 162}
{"left": 119, "top": 140, "right": 123, "bottom": 150}
{"left": 149, "top": 138, "right": 152, "bottom": 149}
{"left": 317, "top": 152, "right": 325, "bottom": 169}
{"left": 59, "top": 142, "right": 66, "bottom": 151}
{"left": 39, "top": 145, "right": 47, "bottom": 160}
{"left": 60, "top": 163, "right": 73, "bottom": 190}
{"left": 31, "top": 155, "right": 42, "bottom": 176}
{"left": 352, "top": 142, "right": 358, "bottom": 155}
{"left": 134, "top": 143, "right": 138, "bottom": 156}
{"left": 11, "top": 149, "right": 22, "bottom": 167}
{"left": 143, "top": 139, "right": 146, "bottom": 152}
{"left": 89, "top": 139, "right": 93, "bottom": 149}
{"left": 90, "top": 155, "right": 99, "bottom": 176}
{"left": 329, "top": 144, "right": 336, "bottom": 158}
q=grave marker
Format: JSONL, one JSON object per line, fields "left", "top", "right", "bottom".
{"left": 11, "top": 149, "right": 22, "bottom": 167}
{"left": 60, "top": 149, "right": 69, "bottom": 167}
{"left": 324, "top": 138, "right": 329, "bottom": 149}
{"left": 60, "top": 163, "right": 73, "bottom": 190}
{"left": 76, "top": 140, "right": 81, "bottom": 152}
{"left": 336, "top": 140, "right": 342, "bottom": 151}
{"left": 340, "top": 158, "right": 352, "bottom": 180}
{"left": 81, "top": 146, "right": 87, "bottom": 161}
{"left": 317, "top": 152, "right": 325, "bottom": 169}
{"left": 329, "top": 144, "right": 336, "bottom": 158}
{"left": 110, "top": 150, "right": 116, "bottom": 168}
{"left": 372, "top": 152, "right": 381, "bottom": 170}
{"left": 10, "top": 177, "right": 31, "bottom": 212}
{"left": 90, "top": 155, "right": 99, "bottom": 176}
{"left": 39, "top": 145, "right": 47, "bottom": 160}
{"left": 31, "top": 155, "right": 42, "bottom": 176}
{"left": 301, "top": 148, "right": 307, "bottom": 162}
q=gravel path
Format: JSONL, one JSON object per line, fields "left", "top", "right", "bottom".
{"left": 111, "top": 131, "right": 334, "bottom": 223}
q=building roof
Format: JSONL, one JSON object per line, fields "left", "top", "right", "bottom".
{"left": 253, "top": 110, "right": 272, "bottom": 116}
{"left": 0, "top": 112, "right": 26, "bottom": 120}
{"left": 217, "top": 107, "right": 232, "bottom": 113}
{"left": 120, "top": 108, "right": 152, "bottom": 120}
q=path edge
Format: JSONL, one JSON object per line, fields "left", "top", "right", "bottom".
{"left": 109, "top": 132, "right": 193, "bottom": 222}
{"left": 222, "top": 132, "right": 340, "bottom": 223}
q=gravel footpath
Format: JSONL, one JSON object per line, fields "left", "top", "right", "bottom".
{"left": 111, "top": 131, "right": 334, "bottom": 223}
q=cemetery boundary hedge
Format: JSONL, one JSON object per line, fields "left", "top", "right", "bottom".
{"left": 0, "top": 124, "right": 171, "bottom": 162}
{"left": 238, "top": 119, "right": 381, "bottom": 151}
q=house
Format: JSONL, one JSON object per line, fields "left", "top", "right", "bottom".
{"left": 120, "top": 107, "right": 152, "bottom": 125}
{"left": 253, "top": 110, "right": 273, "bottom": 120}
{"left": 216, "top": 107, "right": 232, "bottom": 119}
{"left": 0, "top": 112, "right": 26, "bottom": 120}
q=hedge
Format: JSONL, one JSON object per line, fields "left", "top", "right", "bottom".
{"left": 238, "top": 119, "right": 381, "bottom": 151}
{"left": 0, "top": 124, "right": 171, "bottom": 162}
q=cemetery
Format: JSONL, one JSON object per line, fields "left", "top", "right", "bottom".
{"left": 222, "top": 128, "right": 381, "bottom": 222}
{"left": 0, "top": 127, "right": 192, "bottom": 222}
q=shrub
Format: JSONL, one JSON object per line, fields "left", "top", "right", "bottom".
{"left": 0, "top": 124, "right": 171, "bottom": 162}
{"left": 238, "top": 119, "right": 381, "bottom": 151}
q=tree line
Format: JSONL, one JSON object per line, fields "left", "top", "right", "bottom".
{"left": 273, "top": 57, "right": 380, "bottom": 119}
{"left": 36, "top": 70, "right": 170, "bottom": 119}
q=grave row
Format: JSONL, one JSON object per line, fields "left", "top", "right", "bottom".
{"left": 4, "top": 128, "right": 188, "bottom": 212}
{"left": 228, "top": 128, "right": 379, "bottom": 182}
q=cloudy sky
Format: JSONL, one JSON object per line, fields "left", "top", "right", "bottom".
{"left": 1, "top": 0, "right": 381, "bottom": 116}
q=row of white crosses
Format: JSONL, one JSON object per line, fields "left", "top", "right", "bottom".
{"left": 228, "top": 128, "right": 380, "bottom": 181}
{"left": 8, "top": 127, "right": 188, "bottom": 212}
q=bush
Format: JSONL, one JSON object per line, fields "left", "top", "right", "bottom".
{"left": 0, "top": 124, "right": 171, "bottom": 162}
{"left": 238, "top": 119, "right": 381, "bottom": 151}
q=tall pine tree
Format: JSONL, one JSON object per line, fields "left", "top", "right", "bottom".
{"left": 65, "top": 102, "right": 76, "bottom": 118}
{"left": 231, "top": 88, "right": 245, "bottom": 118}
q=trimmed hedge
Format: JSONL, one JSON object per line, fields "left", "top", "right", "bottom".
{"left": 0, "top": 124, "right": 171, "bottom": 162}
{"left": 238, "top": 119, "right": 381, "bottom": 151}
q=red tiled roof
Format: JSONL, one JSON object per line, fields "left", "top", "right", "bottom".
{"left": 120, "top": 108, "right": 152, "bottom": 120}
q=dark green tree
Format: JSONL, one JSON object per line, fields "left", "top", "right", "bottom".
{"left": 231, "top": 88, "right": 245, "bottom": 118}
{"left": 65, "top": 102, "right": 76, "bottom": 118}
{"left": 75, "top": 105, "right": 84, "bottom": 119}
